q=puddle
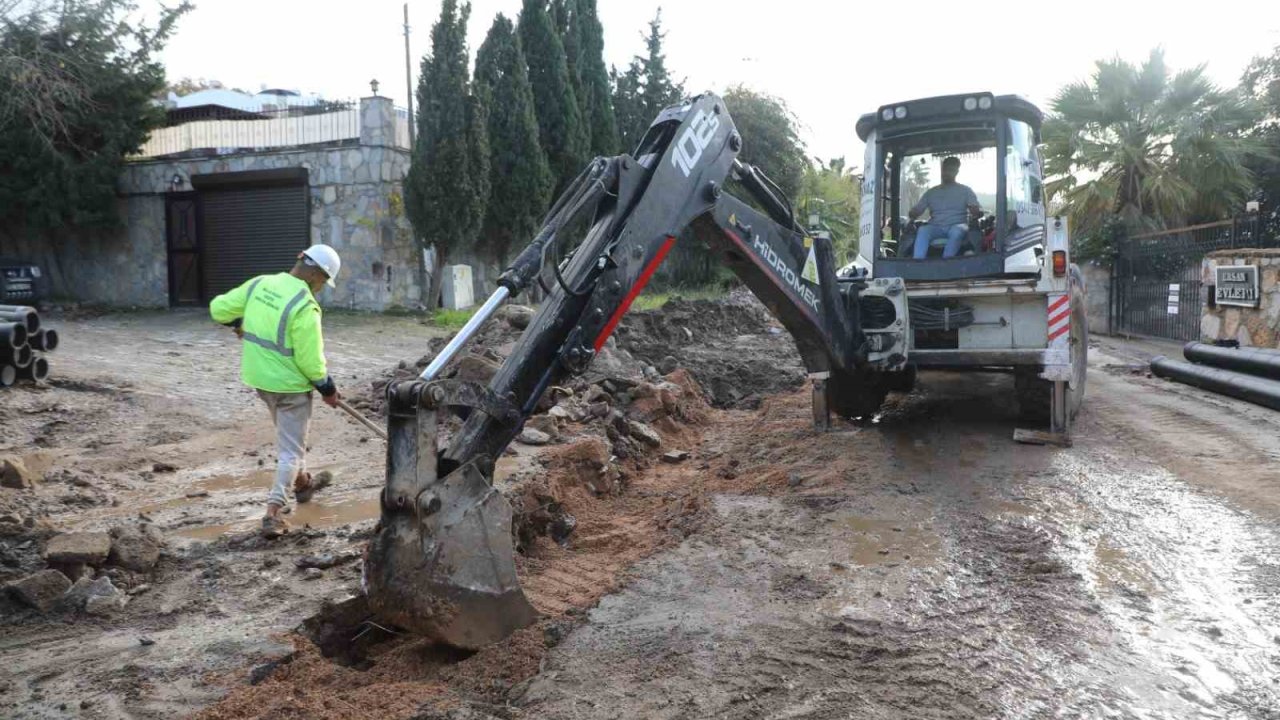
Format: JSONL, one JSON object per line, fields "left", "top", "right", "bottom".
{"left": 838, "top": 514, "right": 941, "bottom": 568}
{"left": 177, "top": 494, "right": 381, "bottom": 541}
{"left": 174, "top": 457, "right": 530, "bottom": 542}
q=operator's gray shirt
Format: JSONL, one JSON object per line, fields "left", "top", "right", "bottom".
{"left": 911, "top": 183, "right": 979, "bottom": 227}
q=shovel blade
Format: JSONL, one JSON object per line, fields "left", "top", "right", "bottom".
{"left": 365, "top": 460, "right": 537, "bottom": 649}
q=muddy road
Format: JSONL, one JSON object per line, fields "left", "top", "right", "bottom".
{"left": 2, "top": 305, "right": 1279, "bottom": 719}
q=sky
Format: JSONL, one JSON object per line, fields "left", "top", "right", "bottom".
{"left": 153, "top": 0, "right": 1280, "bottom": 167}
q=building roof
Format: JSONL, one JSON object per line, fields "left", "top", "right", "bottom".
{"left": 168, "top": 88, "right": 325, "bottom": 112}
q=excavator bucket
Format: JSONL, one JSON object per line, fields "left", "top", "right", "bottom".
{"left": 364, "top": 382, "right": 536, "bottom": 649}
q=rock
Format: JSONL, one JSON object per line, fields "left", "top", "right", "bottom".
{"left": 517, "top": 428, "right": 551, "bottom": 446}
{"left": 44, "top": 532, "right": 112, "bottom": 566}
{"left": 548, "top": 405, "right": 571, "bottom": 420}
{"left": 525, "top": 415, "right": 559, "bottom": 439}
{"left": 60, "top": 574, "right": 119, "bottom": 611}
{"left": 152, "top": 462, "right": 177, "bottom": 473}
{"left": 451, "top": 354, "right": 501, "bottom": 385}
{"left": 662, "top": 450, "right": 689, "bottom": 464}
{"left": 185, "top": 490, "right": 209, "bottom": 498}
{"left": 587, "top": 402, "right": 610, "bottom": 419}
{"left": 7, "top": 569, "right": 71, "bottom": 611}
{"left": 85, "top": 590, "right": 127, "bottom": 616}
{"left": 628, "top": 421, "right": 662, "bottom": 448}
{"left": 303, "top": 567, "right": 323, "bottom": 581}
{"left": 139, "top": 637, "right": 156, "bottom": 646}
{"left": 659, "top": 355, "right": 679, "bottom": 375}
{"left": 503, "top": 304, "right": 535, "bottom": 330}
{"left": 108, "top": 527, "right": 161, "bottom": 572}
{"left": 295, "top": 552, "right": 358, "bottom": 570}
{"left": 586, "top": 385, "right": 612, "bottom": 405}
{"left": 1, "top": 456, "right": 38, "bottom": 489}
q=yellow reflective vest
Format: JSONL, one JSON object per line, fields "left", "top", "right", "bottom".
{"left": 210, "top": 273, "right": 328, "bottom": 394}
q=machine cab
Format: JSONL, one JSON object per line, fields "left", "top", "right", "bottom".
{"left": 853, "top": 93, "right": 1047, "bottom": 282}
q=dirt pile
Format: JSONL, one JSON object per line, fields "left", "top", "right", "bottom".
{"left": 353, "top": 291, "right": 804, "bottom": 416}
{"left": 615, "top": 290, "right": 805, "bottom": 408}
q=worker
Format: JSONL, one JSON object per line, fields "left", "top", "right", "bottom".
{"left": 910, "top": 156, "right": 982, "bottom": 259}
{"left": 209, "top": 245, "right": 342, "bottom": 538}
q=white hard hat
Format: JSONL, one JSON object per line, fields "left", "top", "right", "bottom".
{"left": 301, "top": 244, "right": 341, "bottom": 287}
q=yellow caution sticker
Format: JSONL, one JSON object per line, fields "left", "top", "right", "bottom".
{"left": 801, "top": 244, "right": 820, "bottom": 285}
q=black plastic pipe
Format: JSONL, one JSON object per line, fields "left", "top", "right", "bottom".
{"left": 0, "top": 364, "right": 14, "bottom": 387}
{"left": 1183, "top": 342, "right": 1280, "bottom": 381}
{"left": 0, "top": 308, "right": 38, "bottom": 333}
{"left": 29, "top": 328, "right": 58, "bottom": 352}
{"left": 0, "top": 344, "right": 32, "bottom": 368}
{"left": 0, "top": 322, "right": 27, "bottom": 349}
{"left": 16, "top": 356, "right": 48, "bottom": 382}
{"left": 1151, "top": 356, "right": 1280, "bottom": 411}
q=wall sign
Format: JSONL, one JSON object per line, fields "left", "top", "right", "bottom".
{"left": 1214, "top": 265, "right": 1260, "bottom": 308}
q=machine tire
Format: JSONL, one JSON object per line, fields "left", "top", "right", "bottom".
{"left": 829, "top": 368, "right": 890, "bottom": 420}
{"left": 1015, "top": 274, "right": 1088, "bottom": 424}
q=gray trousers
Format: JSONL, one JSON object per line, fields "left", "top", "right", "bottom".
{"left": 256, "top": 390, "right": 313, "bottom": 507}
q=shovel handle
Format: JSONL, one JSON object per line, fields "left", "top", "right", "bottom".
{"left": 334, "top": 398, "right": 388, "bottom": 440}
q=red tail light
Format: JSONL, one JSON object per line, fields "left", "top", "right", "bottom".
{"left": 1052, "top": 250, "right": 1067, "bottom": 277}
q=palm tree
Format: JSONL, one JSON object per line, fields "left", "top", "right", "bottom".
{"left": 1043, "top": 48, "right": 1262, "bottom": 237}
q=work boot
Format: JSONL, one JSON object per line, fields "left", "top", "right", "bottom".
{"left": 261, "top": 514, "right": 290, "bottom": 539}
{"left": 294, "top": 470, "right": 333, "bottom": 504}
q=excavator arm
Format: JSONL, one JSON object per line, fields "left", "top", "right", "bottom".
{"left": 364, "top": 93, "right": 909, "bottom": 648}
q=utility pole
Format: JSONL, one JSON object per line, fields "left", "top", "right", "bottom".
{"left": 403, "top": 2, "right": 415, "bottom": 149}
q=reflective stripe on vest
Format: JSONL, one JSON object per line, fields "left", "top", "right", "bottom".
{"left": 241, "top": 279, "right": 310, "bottom": 358}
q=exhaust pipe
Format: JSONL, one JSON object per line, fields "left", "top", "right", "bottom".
{"left": 0, "top": 343, "right": 31, "bottom": 368}
{"left": 0, "top": 322, "right": 28, "bottom": 349}
{"left": 1183, "top": 342, "right": 1280, "bottom": 381}
{"left": 1151, "top": 356, "right": 1280, "bottom": 411}
{"left": 29, "top": 329, "right": 58, "bottom": 352}
{"left": 0, "top": 364, "right": 14, "bottom": 387}
{"left": 0, "top": 308, "right": 38, "bottom": 334}
{"left": 16, "top": 357, "right": 49, "bottom": 382}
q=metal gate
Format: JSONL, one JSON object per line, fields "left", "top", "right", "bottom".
{"left": 193, "top": 169, "right": 311, "bottom": 300}
{"left": 1111, "top": 216, "right": 1274, "bottom": 341}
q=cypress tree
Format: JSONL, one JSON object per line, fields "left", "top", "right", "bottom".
{"left": 518, "top": 0, "right": 588, "bottom": 192}
{"left": 475, "top": 15, "right": 553, "bottom": 267}
{"left": 404, "top": 0, "right": 490, "bottom": 309}
{"left": 575, "top": 0, "right": 619, "bottom": 155}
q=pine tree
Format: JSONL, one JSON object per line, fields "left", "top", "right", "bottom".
{"left": 404, "top": 0, "right": 490, "bottom": 310}
{"left": 475, "top": 15, "right": 553, "bottom": 267}
{"left": 612, "top": 9, "right": 684, "bottom": 153}
{"left": 518, "top": 0, "right": 588, "bottom": 193}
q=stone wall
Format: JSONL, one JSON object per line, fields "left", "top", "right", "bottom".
{"left": 39, "top": 96, "right": 431, "bottom": 311}
{"left": 1200, "top": 249, "right": 1280, "bottom": 347}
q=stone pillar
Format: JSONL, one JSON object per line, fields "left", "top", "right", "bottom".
{"left": 360, "top": 96, "right": 395, "bottom": 147}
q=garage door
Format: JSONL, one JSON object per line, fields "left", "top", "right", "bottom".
{"left": 199, "top": 178, "right": 310, "bottom": 299}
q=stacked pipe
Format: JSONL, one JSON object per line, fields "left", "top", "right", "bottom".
{"left": 0, "top": 304, "right": 56, "bottom": 387}
{"left": 1150, "top": 342, "right": 1280, "bottom": 411}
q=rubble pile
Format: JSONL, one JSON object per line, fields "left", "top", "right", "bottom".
{"left": 348, "top": 292, "right": 801, "bottom": 549}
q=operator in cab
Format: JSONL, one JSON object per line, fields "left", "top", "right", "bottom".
{"left": 909, "top": 156, "right": 982, "bottom": 259}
